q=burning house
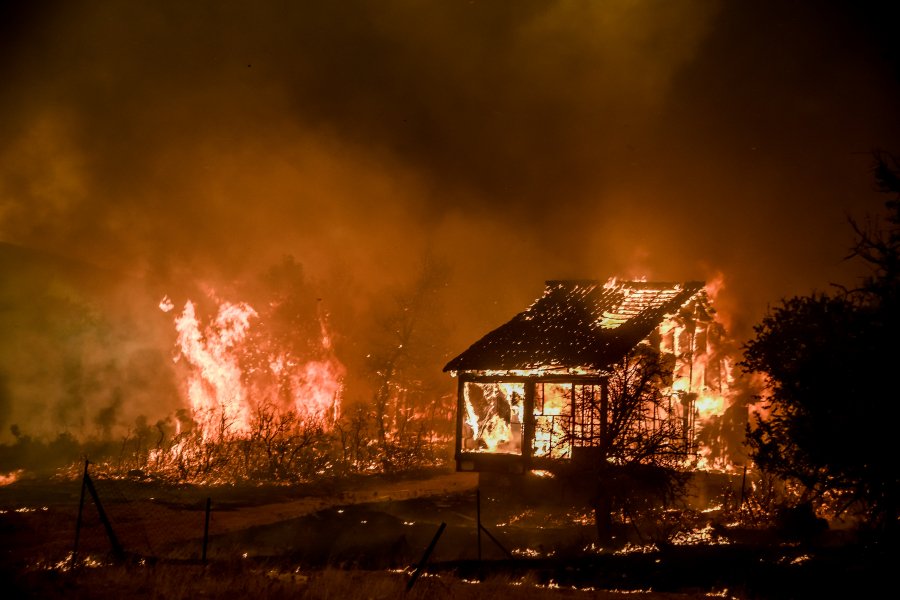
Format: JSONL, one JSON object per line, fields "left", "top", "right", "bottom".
{"left": 444, "top": 279, "right": 733, "bottom": 474}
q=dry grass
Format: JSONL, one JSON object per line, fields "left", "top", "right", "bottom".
{"left": 11, "top": 562, "right": 715, "bottom": 599}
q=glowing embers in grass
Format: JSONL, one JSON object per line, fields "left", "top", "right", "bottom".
{"left": 162, "top": 294, "right": 344, "bottom": 440}
{"left": 511, "top": 547, "right": 557, "bottom": 558}
{"left": 670, "top": 523, "right": 732, "bottom": 546}
{"left": 39, "top": 552, "right": 110, "bottom": 573}
{"left": 462, "top": 382, "right": 524, "bottom": 453}
{"left": 530, "top": 469, "right": 555, "bottom": 478}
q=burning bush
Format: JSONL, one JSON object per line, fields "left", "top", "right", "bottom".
{"left": 97, "top": 255, "right": 455, "bottom": 484}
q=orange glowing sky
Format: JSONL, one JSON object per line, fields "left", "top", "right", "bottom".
{"left": 1, "top": 1, "right": 899, "bottom": 438}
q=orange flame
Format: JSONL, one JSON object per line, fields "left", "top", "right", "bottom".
{"left": 173, "top": 299, "right": 257, "bottom": 438}
{"left": 164, "top": 294, "right": 344, "bottom": 440}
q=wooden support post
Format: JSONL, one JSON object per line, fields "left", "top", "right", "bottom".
{"left": 523, "top": 382, "right": 535, "bottom": 467}
{"left": 596, "top": 379, "right": 613, "bottom": 543}
{"left": 406, "top": 522, "right": 446, "bottom": 591}
{"left": 202, "top": 497, "right": 211, "bottom": 563}
{"left": 569, "top": 383, "right": 576, "bottom": 448}
{"left": 72, "top": 459, "right": 89, "bottom": 564}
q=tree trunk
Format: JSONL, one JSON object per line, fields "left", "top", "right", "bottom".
{"left": 594, "top": 487, "right": 613, "bottom": 543}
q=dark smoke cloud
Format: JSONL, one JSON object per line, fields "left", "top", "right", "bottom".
{"left": 1, "top": 1, "right": 899, "bottom": 438}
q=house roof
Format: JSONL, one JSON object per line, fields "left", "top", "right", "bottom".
{"left": 443, "top": 279, "right": 706, "bottom": 373}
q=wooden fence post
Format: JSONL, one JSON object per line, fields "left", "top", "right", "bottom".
{"left": 72, "top": 459, "right": 89, "bottom": 564}
{"left": 202, "top": 497, "right": 211, "bottom": 563}
{"left": 406, "top": 522, "right": 446, "bottom": 591}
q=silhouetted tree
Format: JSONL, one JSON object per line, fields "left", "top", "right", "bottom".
{"left": 560, "top": 345, "right": 690, "bottom": 542}
{"left": 743, "top": 154, "right": 900, "bottom": 531}
{"left": 366, "top": 255, "right": 452, "bottom": 470}
{"left": 602, "top": 345, "right": 684, "bottom": 465}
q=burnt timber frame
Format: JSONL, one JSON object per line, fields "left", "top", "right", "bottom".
{"left": 455, "top": 372, "right": 610, "bottom": 474}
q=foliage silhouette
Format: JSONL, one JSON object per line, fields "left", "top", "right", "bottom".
{"left": 743, "top": 153, "right": 900, "bottom": 531}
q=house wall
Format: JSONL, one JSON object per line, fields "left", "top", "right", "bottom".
{"left": 452, "top": 294, "right": 736, "bottom": 473}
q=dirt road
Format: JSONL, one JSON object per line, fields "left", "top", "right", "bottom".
{"left": 209, "top": 471, "right": 477, "bottom": 535}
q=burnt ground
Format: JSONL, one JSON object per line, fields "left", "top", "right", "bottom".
{"left": 0, "top": 468, "right": 894, "bottom": 599}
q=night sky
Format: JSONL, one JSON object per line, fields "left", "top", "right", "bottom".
{"left": 1, "top": 1, "right": 899, "bottom": 436}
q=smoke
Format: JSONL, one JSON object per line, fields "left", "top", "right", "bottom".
{"left": 0, "top": 1, "right": 899, "bottom": 440}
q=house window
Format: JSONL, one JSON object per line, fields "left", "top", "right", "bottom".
{"left": 573, "top": 384, "right": 603, "bottom": 447}
{"left": 461, "top": 382, "right": 524, "bottom": 454}
{"left": 533, "top": 383, "right": 573, "bottom": 458}
{"left": 533, "top": 383, "right": 606, "bottom": 458}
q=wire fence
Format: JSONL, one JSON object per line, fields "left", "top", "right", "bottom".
{"left": 68, "top": 459, "right": 516, "bottom": 588}
{"left": 73, "top": 462, "right": 214, "bottom": 563}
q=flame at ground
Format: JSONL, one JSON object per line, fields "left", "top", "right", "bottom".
{"left": 163, "top": 295, "right": 344, "bottom": 440}
{"left": 0, "top": 470, "right": 22, "bottom": 486}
